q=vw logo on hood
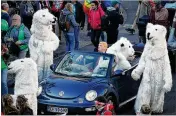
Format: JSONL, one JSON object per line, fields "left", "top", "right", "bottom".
{"left": 59, "top": 91, "right": 64, "bottom": 97}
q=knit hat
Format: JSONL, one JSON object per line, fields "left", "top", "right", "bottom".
{"left": 111, "top": 0, "right": 121, "bottom": 7}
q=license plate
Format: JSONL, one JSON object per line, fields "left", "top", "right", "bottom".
{"left": 47, "top": 106, "right": 68, "bottom": 114}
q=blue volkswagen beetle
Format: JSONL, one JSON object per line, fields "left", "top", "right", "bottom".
{"left": 38, "top": 51, "right": 142, "bottom": 115}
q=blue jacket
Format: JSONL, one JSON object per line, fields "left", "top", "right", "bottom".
{"left": 62, "top": 8, "right": 79, "bottom": 33}
{"left": 4, "top": 23, "right": 31, "bottom": 45}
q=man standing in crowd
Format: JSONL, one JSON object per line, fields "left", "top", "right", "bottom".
{"left": 4, "top": 14, "right": 31, "bottom": 59}
{"left": 106, "top": 1, "right": 124, "bottom": 45}
{"left": 88, "top": 1, "right": 105, "bottom": 51}
{"left": 1, "top": 3, "right": 11, "bottom": 26}
{"left": 72, "top": 0, "right": 85, "bottom": 50}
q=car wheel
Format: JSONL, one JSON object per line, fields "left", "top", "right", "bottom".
{"left": 107, "top": 95, "right": 117, "bottom": 115}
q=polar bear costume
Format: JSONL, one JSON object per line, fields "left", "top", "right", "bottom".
{"left": 106, "top": 37, "right": 135, "bottom": 71}
{"left": 8, "top": 58, "right": 38, "bottom": 115}
{"left": 29, "top": 9, "right": 59, "bottom": 82}
{"left": 131, "top": 23, "right": 172, "bottom": 113}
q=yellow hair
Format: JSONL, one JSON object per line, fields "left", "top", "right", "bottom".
{"left": 99, "top": 42, "right": 108, "bottom": 49}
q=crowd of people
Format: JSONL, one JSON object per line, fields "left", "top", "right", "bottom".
{"left": 1, "top": 0, "right": 176, "bottom": 115}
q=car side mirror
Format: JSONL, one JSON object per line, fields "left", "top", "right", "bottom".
{"left": 50, "top": 64, "right": 56, "bottom": 72}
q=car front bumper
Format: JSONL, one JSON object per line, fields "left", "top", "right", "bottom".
{"left": 38, "top": 98, "right": 96, "bottom": 115}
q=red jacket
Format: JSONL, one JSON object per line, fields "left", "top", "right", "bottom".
{"left": 88, "top": 6, "right": 105, "bottom": 30}
{"left": 96, "top": 104, "right": 114, "bottom": 115}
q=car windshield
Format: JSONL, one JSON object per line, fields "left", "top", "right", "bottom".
{"left": 55, "top": 52, "right": 111, "bottom": 78}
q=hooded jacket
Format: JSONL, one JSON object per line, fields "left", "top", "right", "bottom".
{"left": 62, "top": 8, "right": 79, "bottom": 33}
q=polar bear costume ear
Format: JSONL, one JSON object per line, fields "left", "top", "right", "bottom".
{"left": 43, "top": 8, "right": 49, "bottom": 12}
{"left": 147, "top": 23, "right": 153, "bottom": 28}
{"left": 120, "top": 37, "right": 127, "bottom": 41}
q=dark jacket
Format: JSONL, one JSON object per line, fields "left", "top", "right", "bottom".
{"left": 73, "top": 1, "right": 85, "bottom": 28}
{"left": 20, "top": 107, "right": 33, "bottom": 115}
{"left": 106, "top": 7, "right": 124, "bottom": 44}
{"left": 106, "top": 7, "right": 124, "bottom": 29}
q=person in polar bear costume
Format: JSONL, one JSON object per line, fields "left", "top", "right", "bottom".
{"left": 131, "top": 23, "right": 172, "bottom": 114}
{"left": 29, "top": 9, "right": 60, "bottom": 82}
{"left": 8, "top": 58, "right": 39, "bottom": 115}
{"left": 106, "top": 37, "right": 135, "bottom": 71}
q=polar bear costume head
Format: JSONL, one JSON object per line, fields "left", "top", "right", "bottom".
{"left": 145, "top": 23, "right": 168, "bottom": 59}
{"left": 30, "top": 9, "right": 57, "bottom": 35}
{"left": 146, "top": 23, "right": 167, "bottom": 46}
{"left": 32, "top": 9, "right": 56, "bottom": 26}
{"left": 8, "top": 58, "right": 37, "bottom": 74}
{"left": 108, "top": 37, "right": 135, "bottom": 58}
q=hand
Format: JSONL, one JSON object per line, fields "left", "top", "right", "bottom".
{"left": 128, "top": 55, "right": 136, "bottom": 61}
{"left": 163, "top": 84, "right": 172, "bottom": 93}
{"left": 7, "top": 38, "right": 13, "bottom": 42}
{"left": 15, "top": 41, "right": 22, "bottom": 46}
{"left": 76, "top": 55, "right": 83, "bottom": 62}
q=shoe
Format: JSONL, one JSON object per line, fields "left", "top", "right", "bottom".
{"left": 125, "top": 28, "right": 135, "bottom": 34}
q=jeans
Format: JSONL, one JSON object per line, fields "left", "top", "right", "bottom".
{"left": 18, "top": 49, "right": 27, "bottom": 59}
{"left": 1, "top": 69, "right": 8, "bottom": 95}
{"left": 74, "top": 27, "right": 80, "bottom": 50}
{"left": 168, "top": 28, "right": 176, "bottom": 49}
{"left": 64, "top": 32, "right": 75, "bottom": 51}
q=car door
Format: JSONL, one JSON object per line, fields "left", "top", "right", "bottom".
{"left": 110, "top": 66, "right": 141, "bottom": 104}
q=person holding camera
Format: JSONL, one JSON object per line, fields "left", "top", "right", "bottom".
{"left": 4, "top": 14, "right": 31, "bottom": 59}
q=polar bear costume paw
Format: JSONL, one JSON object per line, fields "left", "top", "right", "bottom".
{"left": 131, "top": 70, "right": 140, "bottom": 81}
{"left": 163, "top": 84, "right": 172, "bottom": 93}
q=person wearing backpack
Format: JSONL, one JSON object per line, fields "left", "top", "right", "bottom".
{"left": 106, "top": 1, "right": 124, "bottom": 45}
{"left": 60, "top": 3, "right": 79, "bottom": 52}
{"left": 4, "top": 14, "right": 31, "bottom": 59}
{"left": 72, "top": 0, "right": 85, "bottom": 50}
{"left": 88, "top": 1, "right": 105, "bottom": 51}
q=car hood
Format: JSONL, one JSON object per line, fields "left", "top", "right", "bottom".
{"left": 44, "top": 74, "right": 106, "bottom": 99}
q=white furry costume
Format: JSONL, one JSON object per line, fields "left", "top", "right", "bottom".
{"left": 132, "top": 23, "right": 172, "bottom": 113}
{"left": 29, "top": 9, "right": 59, "bottom": 82}
{"left": 8, "top": 58, "right": 38, "bottom": 115}
{"left": 106, "top": 37, "right": 135, "bottom": 71}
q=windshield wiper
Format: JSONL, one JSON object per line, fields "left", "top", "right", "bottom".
{"left": 55, "top": 72, "right": 70, "bottom": 76}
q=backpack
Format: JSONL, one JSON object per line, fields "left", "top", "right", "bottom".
{"left": 59, "top": 11, "right": 71, "bottom": 32}
{"left": 99, "top": 9, "right": 110, "bottom": 31}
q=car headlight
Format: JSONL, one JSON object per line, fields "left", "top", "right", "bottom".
{"left": 85, "top": 90, "right": 97, "bottom": 101}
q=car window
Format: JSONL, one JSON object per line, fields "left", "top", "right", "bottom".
{"left": 55, "top": 52, "right": 111, "bottom": 78}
